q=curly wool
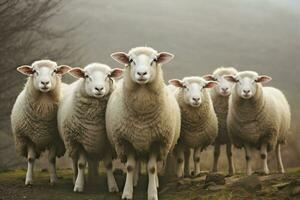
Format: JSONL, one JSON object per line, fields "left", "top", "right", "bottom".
{"left": 58, "top": 78, "right": 115, "bottom": 160}
{"left": 106, "top": 51, "right": 181, "bottom": 162}
{"left": 11, "top": 74, "right": 65, "bottom": 159}
{"left": 172, "top": 84, "right": 218, "bottom": 150}
{"left": 210, "top": 67, "right": 238, "bottom": 144}
{"left": 228, "top": 84, "right": 291, "bottom": 151}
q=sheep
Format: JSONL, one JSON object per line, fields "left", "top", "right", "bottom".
{"left": 224, "top": 71, "right": 291, "bottom": 175}
{"left": 203, "top": 67, "right": 238, "bottom": 175}
{"left": 57, "top": 63, "right": 123, "bottom": 192}
{"left": 168, "top": 77, "right": 218, "bottom": 177}
{"left": 106, "top": 47, "right": 181, "bottom": 200}
{"left": 11, "top": 60, "right": 71, "bottom": 186}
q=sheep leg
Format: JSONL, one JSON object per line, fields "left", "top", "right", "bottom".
{"left": 87, "top": 159, "right": 99, "bottom": 184}
{"left": 212, "top": 143, "right": 221, "bottom": 173}
{"left": 184, "top": 148, "right": 192, "bottom": 176}
{"left": 175, "top": 146, "right": 185, "bottom": 178}
{"left": 72, "top": 157, "right": 78, "bottom": 185}
{"left": 244, "top": 144, "right": 253, "bottom": 175}
{"left": 147, "top": 153, "right": 158, "bottom": 200}
{"left": 122, "top": 154, "right": 135, "bottom": 200}
{"left": 226, "top": 143, "right": 235, "bottom": 175}
{"left": 260, "top": 144, "right": 270, "bottom": 174}
{"left": 133, "top": 159, "right": 140, "bottom": 187}
{"left": 193, "top": 147, "right": 201, "bottom": 176}
{"left": 74, "top": 151, "right": 86, "bottom": 192}
{"left": 155, "top": 172, "right": 159, "bottom": 189}
{"left": 276, "top": 143, "right": 285, "bottom": 173}
{"left": 25, "top": 145, "right": 36, "bottom": 186}
{"left": 48, "top": 146, "right": 58, "bottom": 186}
{"left": 104, "top": 153, "right": 119, "bottom": 193}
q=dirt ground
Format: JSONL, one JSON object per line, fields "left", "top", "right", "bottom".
{"left": 0, "top": 168, "right": 300, "bottom": 200}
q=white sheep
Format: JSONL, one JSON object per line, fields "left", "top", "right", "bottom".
{"left": 57, "top": 63, "right": 123, "bottom": 192}
{"left": 11, "top": 60, "right": 71, "bottom": 186}
{"left": 106, "top": 47, "right": 181, "bottom": 200}
{"left": 225, "top": 71, "right": 291, "bottom": 175}
{"left": 168, "top": 77, "right": 218, "bottom": 177}
{"left": 203, "top": 67, "right": 238, "bottom": 175}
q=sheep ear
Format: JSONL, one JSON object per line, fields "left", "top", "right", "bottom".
{"left": 56, "top": 65, "right": 71, "bottom": 75}
{"left": 204, "top": 81, "right": 218, "bottom": 88}
{"left": 109, "top": 68, "right": 123, "bottom": 78}
{"left": 202, "top": 74, "right": 215, "bottom": 81}
{"left": 157, "top": 52, "right": 174, "bottom": 64}
{"left": 111, "top": 52, "right": 129, "bottom": 65}
{"left": 224, "top": 75, "right": 238, "bottom": 83}
{"left": 17, "top": 65, "right": 34, "bottom": 76}
{"left": 168, "top": 79, "right": 185, "bottom": 88}
{"left": 69, "top": 67, "right": 85, "bottom": 78}
{"left": 256, "top": 75, "right": 272, "bottom": 84}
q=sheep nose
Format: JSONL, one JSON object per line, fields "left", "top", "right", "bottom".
{"left": 95, "top": 87, "right": 104, "bottom": 92}
{"left": 222, "top": 88, "right": 228, "bottom": 92}
{"left": 41, "top": 81, "right": 49, "bottom": 86}
{"left": 192, "top": 97, "right": 200, "bottom": 102}
{"left": 243, "top": 89, "right": 250, "bottom": 94}
{"left": 137, "top": 71, "right": 147, "bottom": 76}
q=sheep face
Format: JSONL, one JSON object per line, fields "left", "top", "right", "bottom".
{"left": 69, "top": 64, "right": 123, "bottom": 98}
{"left": 17, "top": 60, "right": 71, "bottom": 92}
{"left": 169, "top": 77, "right": 217, "bottom": 107}
{"left": 203, "top": 74, "right": 235, "bottom": 96}
{"left": 224, "top": 71, "right": 272, "bottom": 99}
{"left": 111, "top": 47, "right": 174, "bottom": 85}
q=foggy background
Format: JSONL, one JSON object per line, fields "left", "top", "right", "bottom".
{"left": 0, "top": 0, "right": 299, "bottom": 172}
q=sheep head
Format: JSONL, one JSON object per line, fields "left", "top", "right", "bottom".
{"left": 224, "top": 71, "right": 272, "bottom": 99}
{"left": 17, "top": 60, "right": 71, "bottom": 93}
{"left": 169, "top": 77, "right": 217, "bottom": 107}
{"left": 203, "top": 67, "right": 238, "bottom": 97}
{"left": 111, "top": 47, "right": 174, "bottom": 85}
{"left": 69, "top": 63, "right": 123, "bottom": 98}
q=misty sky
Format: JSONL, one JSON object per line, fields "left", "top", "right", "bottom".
{"left": 51, "top": 0, "right": 300, "bottom": 116}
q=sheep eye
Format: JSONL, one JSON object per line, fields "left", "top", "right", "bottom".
{"left": 84, "top": 74, "right": 89, "bottom": 79}
{"left": 129, "top": 59, "right": 135, "bottom": 65}
{"left": 33, "top": 70, "right": 38, "bottom": 75}
{"left": 151, "top": 58, "right": 157, "bottom": 66}
{"left": 52, "top": 70, "right": 56, "bottom": 76}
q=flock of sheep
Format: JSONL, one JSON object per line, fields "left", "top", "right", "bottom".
{"left": 11, "top": 47, "right": 291, "bottom": 200}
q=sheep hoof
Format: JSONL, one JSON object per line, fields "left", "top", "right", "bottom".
{"left": 50, "top": 177, "right": 58, "bottom": 186}
{"left": 263, "top": 171, "right": 270, "bottom": 175}
{"left": 122, "top": 191, "right": 133, "bottom": 200}
{"left": 148, "top": 194, "right": 158, "bottom": 200}
{"left": 73, "top": 185, "right": 84, "bottom": 192}
{"left": 50, "top": 182, "right": 56, "bottom": 186}
{"left": 109, "top": 185, "right": 119, "bottom": 193}
{"left": 25, "top": 180, "right": 33, "bottom": 186}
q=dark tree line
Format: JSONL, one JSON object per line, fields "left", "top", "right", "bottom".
{"left": 0, "top": 0, "right": 78, "bottom": 169}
